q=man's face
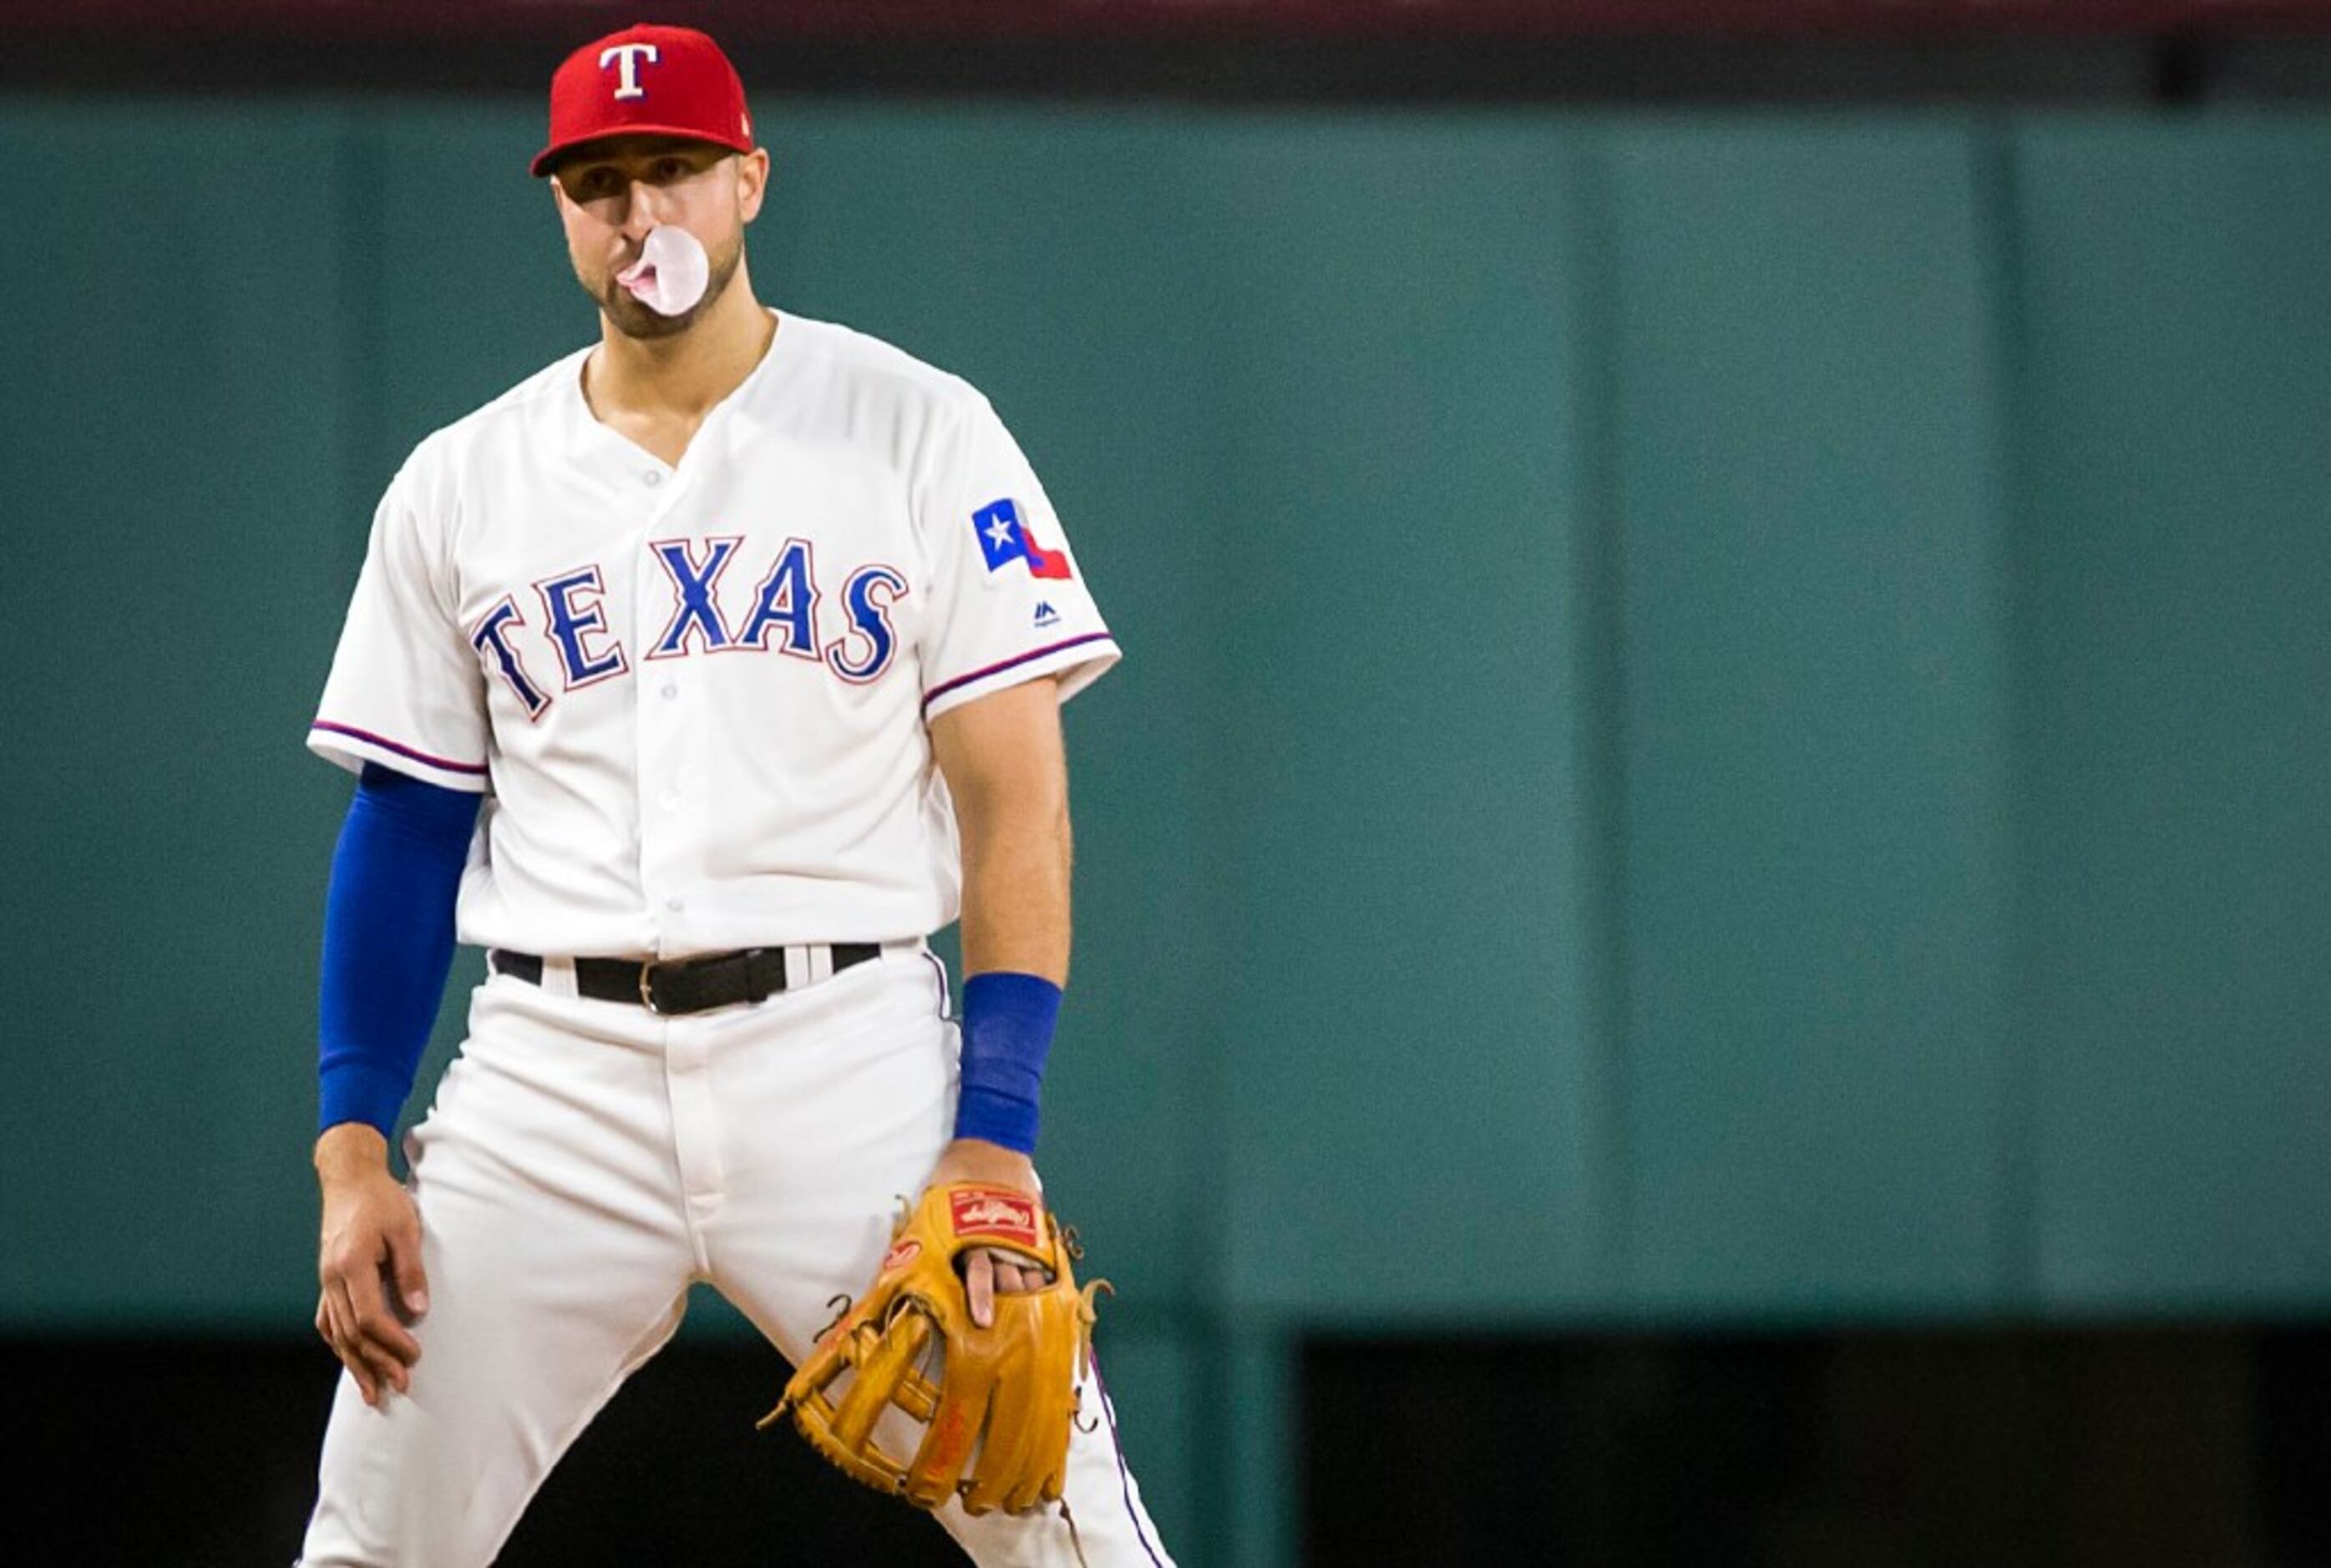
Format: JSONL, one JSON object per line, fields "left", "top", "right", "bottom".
{"left": 549, "top": 134, "right": 768, "bottom": 339}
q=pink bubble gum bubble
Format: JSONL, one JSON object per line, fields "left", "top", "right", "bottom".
{"left": 617, "top": 225, "right": 709, "bottom": 316}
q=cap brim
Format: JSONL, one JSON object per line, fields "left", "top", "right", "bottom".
{"left": 531, "top": 127, "right": 753, "bottom": 179}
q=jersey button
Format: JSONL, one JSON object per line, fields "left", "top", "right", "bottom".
{"left": 665, "top": 897, "right": 684, "bottom": 913}
{"left": 659, "top": 791, "right": 680, "bottom": 812}
{"left": 643, "top": 469, "right": 664, "bottom": 487}
{"left": 660, "top": 681, "right": 678, "bottom": 700}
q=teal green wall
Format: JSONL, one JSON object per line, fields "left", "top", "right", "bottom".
{"left": 1609, "top": 124, "right": 2019, "bottom": 1316}
{"left": 2012, "top": 123, "right": 2331, "bottom": 1310}
{"left": 7, "top": 101, "right": 2330, "bottom": 1363}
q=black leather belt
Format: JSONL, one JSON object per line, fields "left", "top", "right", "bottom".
{"left": 489, "top": 943, "right": 883, "bottom": 1015}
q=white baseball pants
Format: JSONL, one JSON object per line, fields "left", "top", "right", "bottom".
{"left": 297, "top": 944, "right": 1173, "bottom": 1567}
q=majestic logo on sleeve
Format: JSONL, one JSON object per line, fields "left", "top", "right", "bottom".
{"left": 972, "top": 498, "right": 1072, "bottom": 581}
{"left": 474, "top": 534, "right": 906, "bottom": 717}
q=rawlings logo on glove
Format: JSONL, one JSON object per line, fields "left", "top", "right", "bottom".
{"left": 760, "top": 1181, "right": 1108, "bottom": 1520}
{"left": 950, "top": 1189, "right": 1041, "bottom": 1247}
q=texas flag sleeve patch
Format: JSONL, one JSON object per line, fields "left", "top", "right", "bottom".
{"left": 971, "top": 498, "right": 1074, "bottom": 581}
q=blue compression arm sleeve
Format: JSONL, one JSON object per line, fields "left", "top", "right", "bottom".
{"left": 952, "top": 971, "right": 1062, "bottom": 1156}
{"left": 317, "top": 763, "right": 480, "bottom": 1139}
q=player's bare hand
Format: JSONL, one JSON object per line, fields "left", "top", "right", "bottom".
{"left": 962, "top": 1247, "right": 1053, "bottom": 1329}
{"left": 314, "top": 1124, "right": 429, "bottom": 1409}
{"left": 925, "top": 1136, "right": 1052, "bottom": 1329}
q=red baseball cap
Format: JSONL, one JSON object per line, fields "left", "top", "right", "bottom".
{"left": 530, "top": 23, "right": 755, "bottom": 180}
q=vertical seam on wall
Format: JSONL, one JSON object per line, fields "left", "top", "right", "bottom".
{"left": 1568, "top": 129, "right": 1634, "bottom": 1309}
{"left": 1976, "top": 118, "right": 2041, "bottom": 1317}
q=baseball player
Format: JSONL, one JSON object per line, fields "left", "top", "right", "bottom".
{"left": 296, "top": 22, "right": 1173, "bottom": 1566}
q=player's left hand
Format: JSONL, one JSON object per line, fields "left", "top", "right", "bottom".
{"left": 922, "top": 1136, "right": 1051, "bottom": 1329}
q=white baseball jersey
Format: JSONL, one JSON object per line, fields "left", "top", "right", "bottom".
{"left": 308, "top": 307, "right": 1119, "bottom": 959}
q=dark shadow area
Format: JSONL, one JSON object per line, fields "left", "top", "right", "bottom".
{"left": 22, "top": 31, "right": 2331, "bottom": 106}
{"left": 1305, "top": 1323, "right": 2331, "bottom": 1568}
{"left": 13, "top": 1336, "right": 960, "bottom": 1567}
{"left": 15, "top": 1322, "right": 2331, "bottom": 1562}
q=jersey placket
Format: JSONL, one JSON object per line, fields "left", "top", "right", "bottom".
{"left": 626, "top": 452, "right": 702, "bottom": 954}
{"left": 624, "top": 455, "right": 733, "bottom": 1239}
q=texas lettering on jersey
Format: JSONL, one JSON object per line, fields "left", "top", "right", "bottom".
{"left": 469, "top": 535, "right": 909, "bottom": 719}
{"left": 308, "top": 311, "right": 1123, "bottom": 955}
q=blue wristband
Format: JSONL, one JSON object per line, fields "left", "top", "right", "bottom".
{"left": 953, "top": 970, "right": 1062, "bottom": 1156}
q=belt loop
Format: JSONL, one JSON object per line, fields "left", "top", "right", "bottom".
{"left": 807, "top": 943, "right": 835, "bottom": 985}
{"left": 542, "top": 955, "right": 579, "bottom": 1000}
{"left": 742, "top": 949, "right": 776, "bottom": 1005}
{"left": 783, "top": 945, "right": 810, "bottom": 992}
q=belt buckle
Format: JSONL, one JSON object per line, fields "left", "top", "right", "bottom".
{"left": 638, "top": 960, "right": 668, "bottom": 1015}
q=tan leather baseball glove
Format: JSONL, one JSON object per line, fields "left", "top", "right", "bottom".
{"left": 760, "top": 1181, "right": 1107, "bottom": 1517}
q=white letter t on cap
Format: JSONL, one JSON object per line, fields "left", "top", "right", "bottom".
{"left": 600, "top": 43, "right": 660, "bottom": 100}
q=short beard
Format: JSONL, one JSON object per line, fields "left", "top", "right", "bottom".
{"left": 595, "top": 230, "right": 744, "bottom": 341}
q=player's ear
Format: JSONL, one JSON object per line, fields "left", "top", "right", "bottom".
{"left": 737, "top": 149, "right": 769, "bottom": 224}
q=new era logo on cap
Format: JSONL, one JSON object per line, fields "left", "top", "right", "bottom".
{"left": 531, "top": 23, "right": 755, "bottom": 179}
